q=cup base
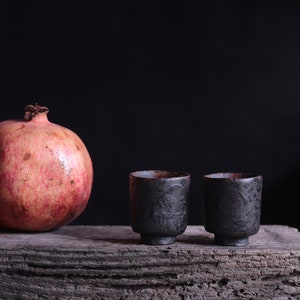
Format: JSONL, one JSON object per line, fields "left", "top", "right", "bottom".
{"left": 214, "top": 235, "right": 249, "bottom": 246}
{"left": 140, "top": 234, "right": 176, "bottom": 245}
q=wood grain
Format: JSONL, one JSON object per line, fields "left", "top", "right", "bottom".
{"left": 0, "top": 225, "right": 299, "bottom": 299}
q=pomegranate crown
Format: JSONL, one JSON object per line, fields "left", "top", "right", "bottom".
{"left": 24, "top": 103, "right": 49, "bottom": 121}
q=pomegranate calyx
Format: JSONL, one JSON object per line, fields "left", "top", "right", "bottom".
{"left": 24, "top": 103, "right": 49, "bottom": 121}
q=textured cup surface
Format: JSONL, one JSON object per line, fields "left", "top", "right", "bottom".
{"left": 203, "top": 172, "right": 263, "bottom": 246}
{"left": 129, "top": 170, "right": 191, "bottom": 245}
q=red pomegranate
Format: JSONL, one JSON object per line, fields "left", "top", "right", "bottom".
{"left": 0, "top": 104, "right": 93, "bottom": 231}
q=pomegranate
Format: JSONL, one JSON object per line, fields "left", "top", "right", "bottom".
{"left": 0, "top": 104, "right": 93, "bottom": 231}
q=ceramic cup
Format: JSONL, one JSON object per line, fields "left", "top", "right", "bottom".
{"left": 129, "top": 170, "right": 191, "bottom": 245}
{"left": 203, "top": 172, "right": 263, "bottom": 246}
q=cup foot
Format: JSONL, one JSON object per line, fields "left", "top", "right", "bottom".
{"left": 214, "top": 235, "right": 249, "bottom": 246}
{"left": 140, "top": 234, "right": 176, "bottom": 245}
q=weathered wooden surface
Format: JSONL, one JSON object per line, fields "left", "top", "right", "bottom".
{"left": 0, "top": 225, "right": 299, "bottom": 299}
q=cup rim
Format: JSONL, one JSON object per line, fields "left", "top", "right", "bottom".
{"left": 130, "top": 170, "right": 191, "bottom": 180}
{"left": 203, "top": 172, "right": 262, "bottom": 180}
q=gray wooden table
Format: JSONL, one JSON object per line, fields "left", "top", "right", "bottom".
{"left": 0, "top": 225, "right": 299, "bottom": 299}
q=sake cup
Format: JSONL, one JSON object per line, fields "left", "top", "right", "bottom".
{"left": 203, "top": 172, "right": 263, "bottom": 246}
{"left": 129, "top": 170, "right": 191, "bottom": 245}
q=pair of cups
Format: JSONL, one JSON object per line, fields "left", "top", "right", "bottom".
{"left": 129, "top": 170, "right": 263, "bottom": 246}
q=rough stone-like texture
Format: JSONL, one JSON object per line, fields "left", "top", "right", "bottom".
{"left": 0, "top": 225, "right": 299, "bottom": 299}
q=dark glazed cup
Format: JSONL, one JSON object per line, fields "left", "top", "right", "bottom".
{"left": 203, "top": 172, "right": 263, "bottom": 246}
{"left": 129, "top": 170, "right": 191, "bottom": 245}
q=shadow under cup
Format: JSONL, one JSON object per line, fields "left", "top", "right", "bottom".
{"left": 129, "top": 170, "right": 191, "bottom": 245}
{"left": 203, "top": 172, "right": 263, "bottom": 246}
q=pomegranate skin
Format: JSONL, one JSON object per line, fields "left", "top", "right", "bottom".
{"left": 0, "top": 105, "right": 93, "bottom": 231}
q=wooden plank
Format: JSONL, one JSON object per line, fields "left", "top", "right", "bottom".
{"left": 0, "top": 225, "right": 299, "bottom": 299}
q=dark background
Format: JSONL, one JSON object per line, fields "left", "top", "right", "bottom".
{"left": 0, "top": 1, "right": 299, "bottom": 230}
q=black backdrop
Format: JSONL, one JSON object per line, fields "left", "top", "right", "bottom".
{"left": 1, "top": 1, "right": 300, "bottom": 230}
